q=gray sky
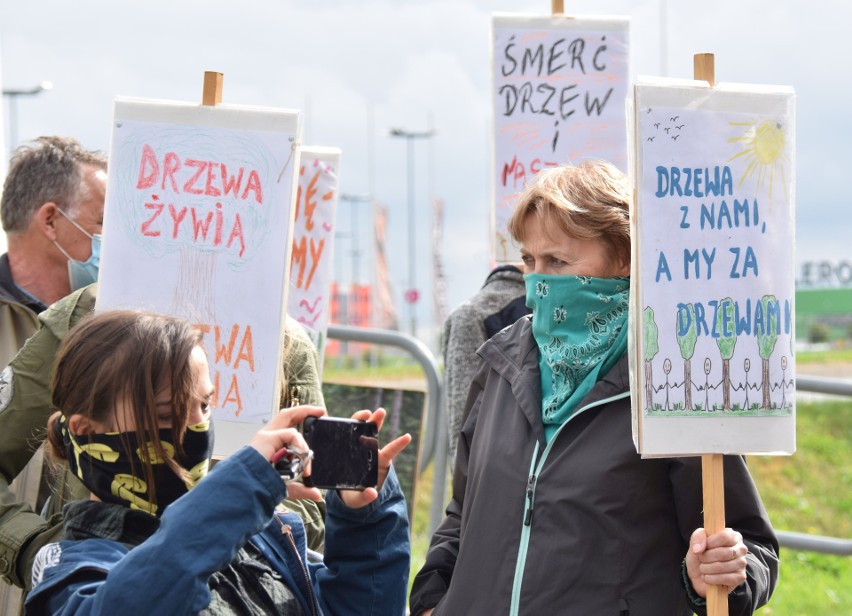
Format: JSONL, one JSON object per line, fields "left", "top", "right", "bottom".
{"left": 2, "top": 0, "right": 849, "bottom": 345}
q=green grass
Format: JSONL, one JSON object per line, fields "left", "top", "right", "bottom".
{"left": 746, "top": 399, "right": 852, "bottom": 613}
{"left": 323, "top": 356, "right": 428, "bottom": 383}
{"left": 796, "top": 347, "right": 852, "bottom": 364}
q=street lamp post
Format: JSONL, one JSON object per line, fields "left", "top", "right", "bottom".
{"left": 2, "top": 81, "right": 53, "bottom": 154}
{"left": 388, "top": 127, "right": 436, "bottom": 338}
{"left": 339, "top": 193, "right": 372, "bottom": 285}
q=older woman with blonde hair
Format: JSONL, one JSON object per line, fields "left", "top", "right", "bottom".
{"left": 411, "top": 160, "right": 778, "bottom": 615}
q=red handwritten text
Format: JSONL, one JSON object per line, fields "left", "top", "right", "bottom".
{"left": 194, "top": 323, "right": 255, "bottom": 416}
{"left": 140, "top": 196, "right": 246, "bottom": 257}
{"left": 136, "top": 144, "right": 264, "bottom": 204}
{"left": 291, "top": 165, "right": 333, "bottom": 290}
{"left": 501, "top": 155, "right": 560, "bottom": 189}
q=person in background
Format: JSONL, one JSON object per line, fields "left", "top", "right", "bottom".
{"left": 442, "top": 263, "right": 528, "bottom": 469}
{"left": 0, "top": 136, "right": 106, "bottom": 368}
{"left": 410, "top": 161, "right": 778, "bottom": 615}
{"left": 0, "top": 283, "right": 328, "bottom": 598}
{"left": 26, "top": 309, "right": 411, "bottom": 614}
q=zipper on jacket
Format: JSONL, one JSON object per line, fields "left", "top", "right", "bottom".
{"left": 509, "top": 390, "right": 631, "bottom": 615}
{"left": 280, "top": 522, "right": 318, "bottom": 616}
{"left": 523, "top": 474, "right": 536, "bottom": 526}
{"left": 510, "top": 442, "right": 541, "bottom": 614}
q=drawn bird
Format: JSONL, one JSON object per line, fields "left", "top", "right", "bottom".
{"left": 654, "top": 122, "right": 660, "bottom": 129}
{"left": 676, "top": 124, "right": 685, "bottom": 130}
{"left": 672, "top": 135, "right": 680, "bottom": 141}
{"left": 646, "top": 108, "right": 653, "bottom": 113}
{"left": 647, "top": 137, "right": 655, "bottom": 141}
{"left": 670, "top": 115, "right": 679, "bottom": 122}
{"left": 664, "top": 127, "right": 671, "bottom": 134}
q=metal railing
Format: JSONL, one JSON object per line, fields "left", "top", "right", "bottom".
{"left": 327, "top": 325, "right": 448, "bottom": 531}
{"left": 326, "top": 325, "right": 851, "bottom": 552}
{"left": 776, "top": 374, "right": 852, "bottom": 555}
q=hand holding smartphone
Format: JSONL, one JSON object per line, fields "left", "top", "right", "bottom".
{"left": 301, "top": 416, "right": 379, "bottom": 491}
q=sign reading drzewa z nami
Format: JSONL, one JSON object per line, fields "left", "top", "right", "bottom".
{"left": 630, "top": 78, "right": 796, "bottom": 457}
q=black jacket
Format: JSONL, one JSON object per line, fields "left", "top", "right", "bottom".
{"left": 411, "top": 316, "right": 778, "bottom": 615}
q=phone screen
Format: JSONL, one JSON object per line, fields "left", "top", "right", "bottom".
{"left": 302, "top": 417, "right": 378, "bottom": 490}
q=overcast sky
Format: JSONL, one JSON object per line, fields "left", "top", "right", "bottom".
{"left": 2, "top": 0, "right": 849, "bottom": 345}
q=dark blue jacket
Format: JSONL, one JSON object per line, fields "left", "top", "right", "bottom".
{"left": 26, "top": 446, "right": 410, "bottom": 615}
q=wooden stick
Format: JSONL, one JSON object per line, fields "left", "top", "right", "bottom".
{"left": 694, "top": 53, "right": 715, "bottom": 87}
{"left": 202, "top": 71, "right": 223, "bottom": 106}
{"left": 552, "top": 0, "right": 564, "bottom": 15}
{"left": 701, "top": 453, "right": 727, "bottom": 614}
{"left": 695, "top": 47, "right": 726, "bottom": 616}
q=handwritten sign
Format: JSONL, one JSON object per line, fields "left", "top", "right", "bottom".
{"left": 629, "top": 78, "right": 796, "bottom": 456}
{"left": 287, "top": 147, "right": 341, "bottom": 370}
{"left": 491, "top": 13, "right": 630, "bottom": 262}
{"left": 97, "top": 97, "right": 301, "bottom": 455}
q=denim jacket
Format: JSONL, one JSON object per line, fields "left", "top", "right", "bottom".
{"left": 26, "top": 446, "right": 410, "bottom": 615}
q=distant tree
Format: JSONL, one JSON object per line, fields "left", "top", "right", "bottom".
{"left": 715, "top": 298, "right": 737, "bottom": 411}
{"left": 676, "top": 303, "right": 697, "bottom": 410}
{"left": 808, "top": 322, "right": 830, "bottom": 344}
{"left": 644, "top": 307, "right": 659, "bottom": 410}
{"left": 757, "top": 295, "right": 780, "bottom": 409}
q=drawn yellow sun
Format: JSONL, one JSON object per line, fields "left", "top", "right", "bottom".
{"left": 727, "top": 119, "right": 787, "bottom": 200}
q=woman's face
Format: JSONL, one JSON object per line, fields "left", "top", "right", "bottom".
{"left": 111, "top": 345, "right": 214, "bottom": 432}
{"left": 519, "top": 214, "right": 628, "bottom": 277}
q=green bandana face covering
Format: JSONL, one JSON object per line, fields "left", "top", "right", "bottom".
{"left": 525, "top": 274, "right": 630, "bottom": 442}
{"left": 56, "top": 414, "right": 214, "bottom": 516}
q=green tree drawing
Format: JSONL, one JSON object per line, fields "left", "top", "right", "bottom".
{"left": 643, "top": 307, "right": 659, "bottom": 410}
{"left": 715, "top": 297, "right": 737, "bottom": 411}
{"left": 676, "top": 303, "right": 697, "bottom": 410}
{"left": 758, "top": 294, "right": 780, "bottom": 409}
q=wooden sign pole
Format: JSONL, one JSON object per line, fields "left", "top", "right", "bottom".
{"left": 202, "top": 71, "right": 223, "bottom": 106}
{"left": 552, "top": 1, "right": 564, "bottom": 15}
{"left": 694, "top": 52, "right": 727, "bottom": 616}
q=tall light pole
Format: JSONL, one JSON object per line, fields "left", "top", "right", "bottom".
{"left": 339, "top": 193, "right": 372, "bottom": 285}
{"left": 388, "top": 126, "right": 436, "bottom": 338}
{"left": 3, "top": 81, "right": 53, "bottom": 154}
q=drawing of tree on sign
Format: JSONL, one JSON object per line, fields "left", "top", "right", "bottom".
{"left": 715, "top": 297, "right": 737, "bottom": 411}
{"left": 757, "top": 294, "right": 780, "bottom": 408}
{"left": 675, "top": 303, "right": 697, "bottom": 411}
{"left": 643, "top": 306, "right": 659, "bottom": 411}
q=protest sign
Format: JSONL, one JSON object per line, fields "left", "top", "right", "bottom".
{"left": 491, "top": 13, "right": 629, "bottom": 262}
{"left": 629, "top": 77, "right": 796, "bottom": 456}
{"left": 287, "top": 146, "right": 341, "bottom": 370}
{"left": 97, "top": 97, "right": 302, "bottom": 455}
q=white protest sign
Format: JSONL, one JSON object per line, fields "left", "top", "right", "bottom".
{"left": 97, "top": 97, "right": 301, "bottom": 455}
{"left": 287, "top": 146, "right": 341, "bottom": 371}
{"left": 629, "top": 78, "right": 796, "bottom": 456}
{"left": 491, "top": 13, "right": 629, "bottom": 262}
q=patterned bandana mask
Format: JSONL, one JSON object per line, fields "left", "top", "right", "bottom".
{"left": 525, "top": 274, "right": 630, "bottom": 443}
{"left": 57, "top": 414, "right": 214, "bottom": 516}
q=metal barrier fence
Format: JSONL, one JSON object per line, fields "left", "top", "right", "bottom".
{"left": 327, "top": 325, "right": 852, "bottom": 552}
{"left": 327, "top": 325, "right": 448, "bottom": 531}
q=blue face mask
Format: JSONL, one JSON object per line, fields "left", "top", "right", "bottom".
{"left": 53, "top": 208, "right": 102, "bottom": 291}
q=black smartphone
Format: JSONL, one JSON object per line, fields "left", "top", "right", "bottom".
{"left": 302, "top": 416, "right": 378, "bottom": 490}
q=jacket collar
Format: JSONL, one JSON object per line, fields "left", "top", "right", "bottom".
{"left": 63, "top": 500, "right": 160, "bottom": 547}
{"left": 478, "top": 317, "right": 630, "bottom": 442}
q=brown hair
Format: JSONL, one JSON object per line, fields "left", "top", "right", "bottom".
{"left": 46, "top": 310, "right": 203, "bottom": 508}
{"left": 507, "top": 160, "right": 631, "bottom": 269}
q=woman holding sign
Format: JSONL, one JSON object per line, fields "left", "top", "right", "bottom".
{"left": 410, "top": 161, "right": 777, "bottom": 615}
{"left": 25, "top": 310, "right": 411, "bottom": 615}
